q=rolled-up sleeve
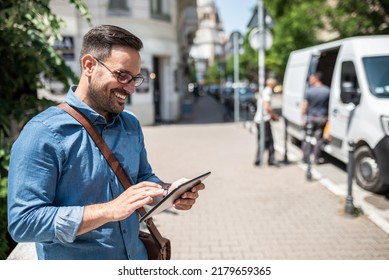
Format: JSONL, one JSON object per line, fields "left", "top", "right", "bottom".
{"left": 55, "top": 206, "right": 84, "bottom": 243}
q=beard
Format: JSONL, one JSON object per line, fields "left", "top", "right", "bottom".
{"left": 87, "top": 80, "right": 127, "bottom": 118}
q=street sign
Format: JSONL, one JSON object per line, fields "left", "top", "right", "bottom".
{"left": 249, "top": 27, "right": 273, "bottom": 51}
{"left": 247, "top": 7, "right": 275, "bottom": 30}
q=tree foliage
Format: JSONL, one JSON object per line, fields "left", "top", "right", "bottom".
{"left": 265, "top": 0, "right": 325, "bottom": 79}
{"left": 207, "top": 33, "right": 259, "bottom": 84}
{"left": 0, "top": 0, "right": 90, "bottom": 131}
{"left": 326, "top": 0, "right": 389, "bottom": 37}
{"left": 0, "top": 0, "right": 90, "bottom": 259}
{"left": 265, "top": 0, "right": 389, "bottom": 79}
{"left": 207, "top": 0, "right": 389, "bottom": 84}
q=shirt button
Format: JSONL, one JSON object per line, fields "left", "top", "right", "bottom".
{"left": 122, "top": 229, "right": 126, "bottom": 234}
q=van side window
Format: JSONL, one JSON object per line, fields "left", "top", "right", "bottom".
{"left": 341, "top": 61, "right": 360, "bottom": 93}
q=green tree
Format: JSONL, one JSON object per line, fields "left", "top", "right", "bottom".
{"left": 209, "top": 33, "right": 258, "bottom": 84}
{"left": 264, "top": 0, "right": 327, "bottom": 79}
{"left": 326, "top": 0, "right": 389, "bottom": 37}
{"left": 233, "top": 33, "right": 258, "bottom": 83}
{"left": 0, "top": 0, "right": 90, "bottom": 135}
{"left": 207, "top": 0, "right": 389, "bottom": 86}
{"left": 0, "top": 0, "right": 90, "bottom": 259}
{"left": 205, "top": 62, "right": 222, "bottom": 84}
{"left": 264, "top": 0, "right": 389, "bottom": 79}
{"left": 208, "top": 1, "right": 328, "bottom": 84}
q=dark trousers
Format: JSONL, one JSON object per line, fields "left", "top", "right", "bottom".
{"left": 255, "top": 121, "right": 275, "bottom": 164}
{"left": 301, "top": 116, "right": 327, "bottom": 163}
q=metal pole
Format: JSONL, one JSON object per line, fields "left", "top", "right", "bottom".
{"left": 219, "top": 68, "right": 224, "bottom": 102}
{"left": 233, "top": 32, "right": 240, "bottom": 123}
{"left": 345, "top": 141, "right": 356, "bottom": 215}
{"left": 306, "top": 122, "right": 313, "bottom": 180}
{"left": 283, "top": 118, "right": 289, "bottom": 164}
{"left": 258, "top": 0, "right": 266, "bottom": 166}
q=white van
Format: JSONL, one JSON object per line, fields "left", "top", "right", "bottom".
{"left": 282, "top": 36, "right": 389, "bottom": 193}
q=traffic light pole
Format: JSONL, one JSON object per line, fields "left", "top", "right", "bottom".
{"left": 258, "top": 0, "right": 266, "bottom": 166}
{"left": 233, "top": 32, "right": 240, "bottom": 123}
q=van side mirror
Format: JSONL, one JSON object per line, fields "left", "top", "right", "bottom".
{"left": 340, "top": 82, "right": 360, "bottom": 105}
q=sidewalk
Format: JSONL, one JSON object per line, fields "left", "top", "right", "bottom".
{"left": 144, "top": 95, "right": 389, "bottom": 259}
{"left": 7, "top": 95, "right": 389, "bottom": 260}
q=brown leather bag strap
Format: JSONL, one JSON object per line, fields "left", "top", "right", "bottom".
{"left": 57, "top": 103, "right": 165, "bottom": 247}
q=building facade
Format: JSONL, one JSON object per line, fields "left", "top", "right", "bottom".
{"left": 48, "top": 0, "right": 197, "bottom": 125}
{"left": 190, "top": 0, "right": 226, "bottom": 84}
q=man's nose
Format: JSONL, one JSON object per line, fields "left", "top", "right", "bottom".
{"left": 122, "top": 82, "right": 135, "bottom": 93}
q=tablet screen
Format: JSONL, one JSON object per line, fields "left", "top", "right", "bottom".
{"left": 139, "top": 171, "right": 211, "bottom": 223}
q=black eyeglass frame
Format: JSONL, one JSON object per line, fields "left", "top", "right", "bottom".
{"left": 93, "top": 57, "right": 144, "bottom": 87}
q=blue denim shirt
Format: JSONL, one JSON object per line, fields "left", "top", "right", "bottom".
{"left": 8, "top": 87, "right": 160, "bottom": 259}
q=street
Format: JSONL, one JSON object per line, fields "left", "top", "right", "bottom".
{"left": 7, "top": 94, "right": 389, "bottom": 260}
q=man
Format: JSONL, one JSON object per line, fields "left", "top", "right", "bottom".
{"left": 301, "top": 72, "right": 330, "bottom": 164}
{"left": 253, "top": 78, "right": 280, "bottom": 166}
{"left": 8, "top": 25, "right": 205, "bottom": 260}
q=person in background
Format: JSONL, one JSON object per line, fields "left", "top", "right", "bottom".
{"left": 254, "top": 78, "right": 280, "bottom": 166}
{"left": 301, "top": 72, "right": 330, "bottom": 164}
{"left": 8, "top": 25, "right": 205, "bottom": 260}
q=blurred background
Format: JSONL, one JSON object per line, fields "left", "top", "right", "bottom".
{"left": 1, "top": 0, "right": 389, "bottom": 260}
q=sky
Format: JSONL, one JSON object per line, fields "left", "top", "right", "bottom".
{"left": 213, "top": 0, "right": 258, "bottom": 35}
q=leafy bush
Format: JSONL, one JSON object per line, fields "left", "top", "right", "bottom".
{"left": 0, "top": 138, "right": 11, "bottom": 259}
{"left": 0, "top": 0, "right": 90, "bottom": 259}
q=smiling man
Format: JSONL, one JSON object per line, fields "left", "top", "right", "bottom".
{"left": 7, "top": 25, "right": 205, "bottom": 260}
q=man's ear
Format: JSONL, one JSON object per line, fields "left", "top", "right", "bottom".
{"left": 81, "top": 54, "right": 96, "bottom": 77}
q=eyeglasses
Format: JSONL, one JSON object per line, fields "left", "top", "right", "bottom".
{"left": 94, "top": 57, "right": 144, "bottom": 87}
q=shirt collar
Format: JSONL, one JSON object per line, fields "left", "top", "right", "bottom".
{"left": 64, "top": 86, "right": 120, "bottom": 125}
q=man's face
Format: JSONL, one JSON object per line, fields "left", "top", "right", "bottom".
{"left": 88, "top": 46, "right": 141, "bottom": 118}
{"left": 309, "top": 74, "right": 317, "bottom": 85}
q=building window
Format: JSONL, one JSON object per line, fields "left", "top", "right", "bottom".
{"left": 107, "top": 0, "right": 130, "bottom": 16}
{"left": 150, "top": 0, "right": 171, "bottom": 21}
{"left": 136, "top": 68, "right": 150, "bottom": 93}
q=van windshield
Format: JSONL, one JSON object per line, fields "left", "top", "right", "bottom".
{"left": 363, "top": 56, "right": 389, "bottom": 98}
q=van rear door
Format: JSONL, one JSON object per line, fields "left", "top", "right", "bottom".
{"left": 282, "top": 50, "right": 318, "bottom": 138}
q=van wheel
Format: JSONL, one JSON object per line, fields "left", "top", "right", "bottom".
{"left": 354, "top": 146, "right": 383, "bottom": 193}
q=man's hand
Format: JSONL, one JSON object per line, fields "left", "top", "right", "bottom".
{"left": 271, "top": 113, "right": 280, "bottom": 122}
{"left": 168, "top": 178, "right": 206, "bottom": 211}
{"left": 77, "top": 182, "right": 164, "bottom": 236}
{"left": 108, "top": 181, "right": 164, "bottom": 221}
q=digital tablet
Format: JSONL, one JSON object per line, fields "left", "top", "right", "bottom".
{"left": 139, "top": 171, "right": 211, "bottom": 223}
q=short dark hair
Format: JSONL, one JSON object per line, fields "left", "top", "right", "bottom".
{"left": 313, "top": 71, "right": 323, "bottom": 81}
{"left": 80, "top": 25, "right": 143, "bottom": 62}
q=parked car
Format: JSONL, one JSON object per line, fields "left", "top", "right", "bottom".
{"left": 222, "top": 84, "right": 257, "bottom": 109}
{"left": 221, "top": 84, "right": 257, "bottom": 121}
{"left": 204, "top": 84, "right": 221, "bottom": 100}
